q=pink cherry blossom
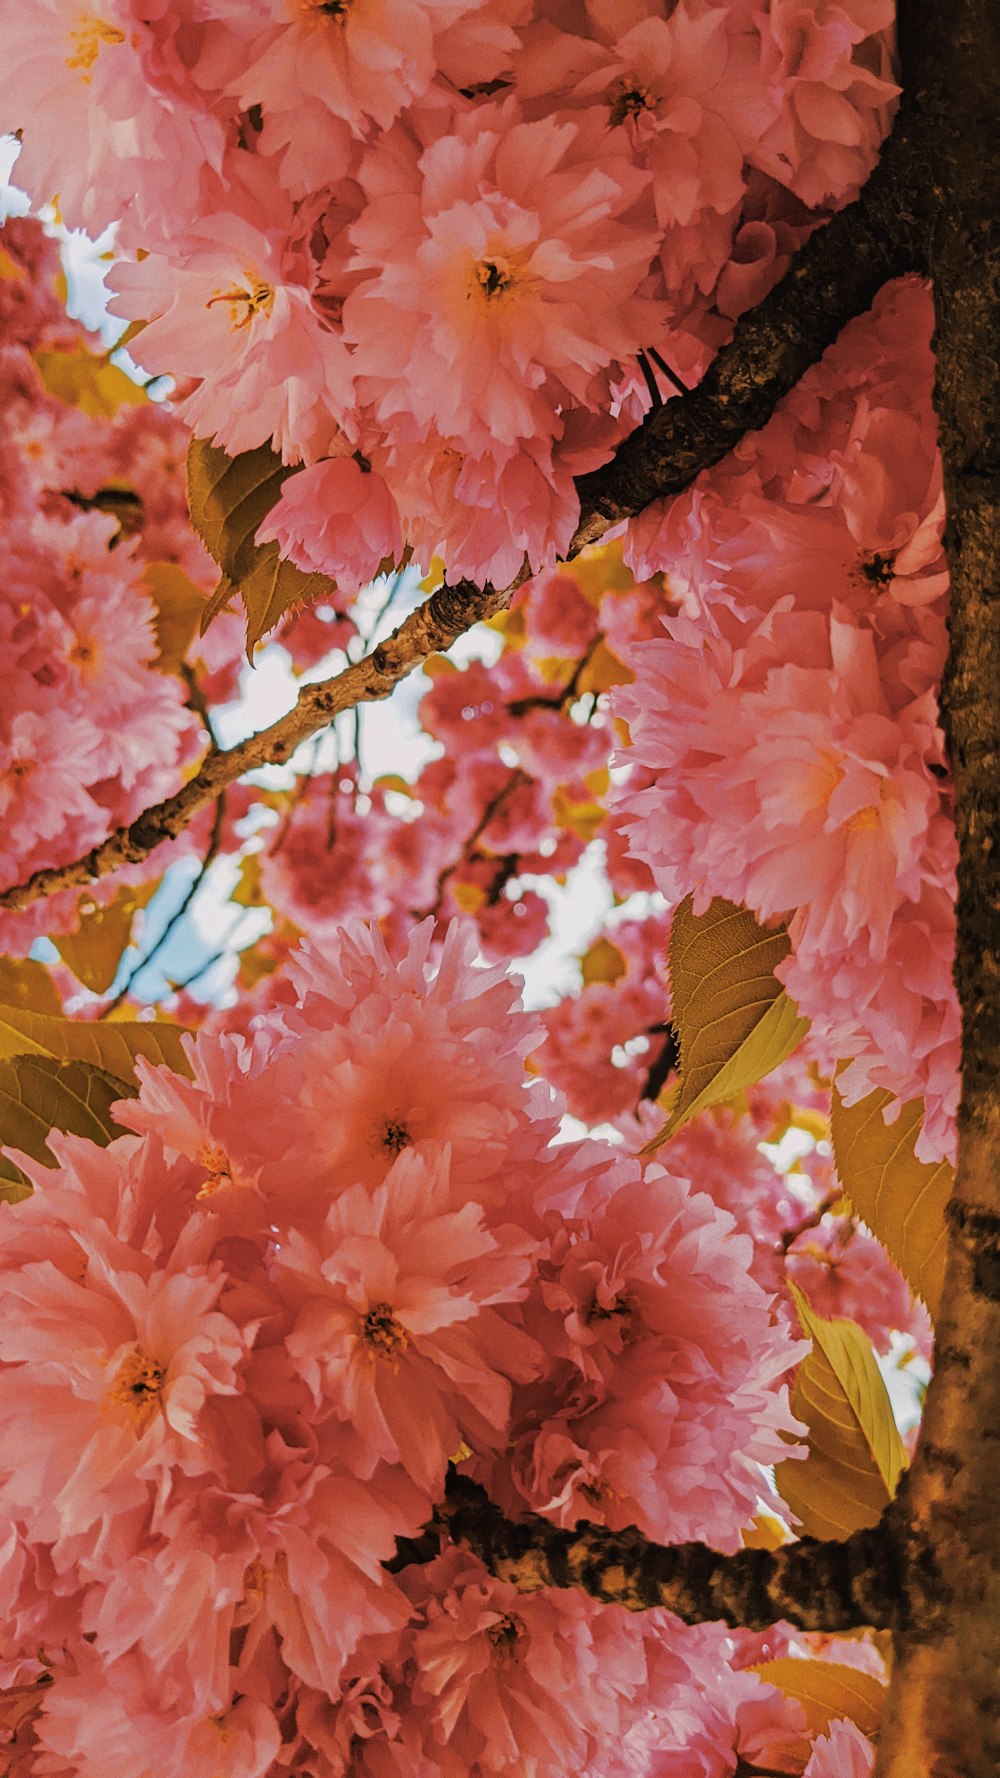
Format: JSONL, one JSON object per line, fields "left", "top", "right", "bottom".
{"left": 274, "top": 1148, "right": 536, "bottom": 1492}
{"left": 258, "top": 453, "right": 403, "bottom": 592}
{"left": 802, "top": 1715, "right": 876, "bottom": 1776}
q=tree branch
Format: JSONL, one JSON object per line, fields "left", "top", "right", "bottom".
{"left": 0, "top": 80, "right": 929, "bottom": 915}
{"left": 439, "top": 1474, "right": 902, "bottom": 1633}
{"left": 570, "top": 116, "right": 927, "bottom": 551}
{"left": 0, "top": 576, "right": 516, "bottom": 912}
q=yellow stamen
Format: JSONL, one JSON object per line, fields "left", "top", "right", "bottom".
{"left": 205, "top": 278, "right": 275, "bottom": 332}
{"left": 197, "top": 1141, "right": 233, "bottom": 1199}
{"left": 360, "top": 1302, "right": 409, "bottom": 1365}
{"left": 66, "top": 17, "right": 125, "bottom": 77}
{"left": 106, "top": 1347, "right": 166, "bottom": 1431}
{"left": 472, "top": 256, "right": 516, "bottom": 305}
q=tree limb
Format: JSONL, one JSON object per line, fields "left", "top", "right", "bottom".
{"left": 0, "top": 79, "right": 928, "bottom": 915}
{"left": 871, "top": 1, "right": 1000, "bottom": 1772}
{"left": 0, "top": 576, "right": 515, "bottom": 912}
{"left": 570, "top": 118, "right": 926, "bottom": 552}
{"left": 439, "top": 1474, "right": 902, "bottom": 1633}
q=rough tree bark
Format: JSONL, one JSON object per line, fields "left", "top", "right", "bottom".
{"left": 873, "top": 3, "right": 1000, "bottom": 1773}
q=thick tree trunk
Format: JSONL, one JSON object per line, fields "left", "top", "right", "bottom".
{"left": 876, "top": 4, "right": 1000, "bottom": 1773}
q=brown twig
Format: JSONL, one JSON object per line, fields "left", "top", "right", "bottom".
{"left": 0, "top": 97, "right": 927, "bottom": 917}
{"left": 0, "top": 576, "right": 522, "bottom": 912}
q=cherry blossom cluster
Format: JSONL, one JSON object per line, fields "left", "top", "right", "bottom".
{"left": 0, "top": 217, "right": 203, "bottom": 949}
{"left": 0, "top": 918, "right": 819, "bottom": 1774}
{"left": 3, "top": 0, "right": 897, "bottom": 588}
{"left": 616, "top": 277, "right": 959, "bottom": 1159}
{"left": 248, "top": 549, "right": 664, "bottom": 966}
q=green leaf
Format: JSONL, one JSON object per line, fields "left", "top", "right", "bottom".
{"left": 645, "top": 897, "right": 808, "bottom": 1149}
{"left": 0, "top": 1007, "right": 192, "bottom": 1087}
{"left": 831, "top": 1085, "right": 951, "bottom": 1319}
{"left": 186, "top": 438, "right": 334, "bottom": 656}
{"left": 750, "top": 1657, "right": 885, "bottom": 1742}
{"left": 776, "top": 1283, "right": 907, "bottom": 1540}
{"left": 0, "top": 1055, "right": 138, "bottom": 1196}
{"left": 54, "top": 884, "right": 157, "bottom": 995}
{"left": 33, "top": 347, "right": 147, "bottom": 417}
{"left": 0, "top": 956, "right": 62, "bottom": 1017}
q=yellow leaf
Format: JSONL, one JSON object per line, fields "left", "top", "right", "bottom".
{"left": 34, "top": 347, "right": 147, "bottom": 418}
{"left": 0, "top": 246, "right": 26, "bottom": 283}
{"left": 373, "top": 774, "right": 415, "bottom": 798}
{"left": 831, "top": 1085, "right": 950, "bottom": 1319}
{"left": 0, "top": 1055, "right": 138, "bottom": 1198}
{"left": 565, "top": 539, "right": 635, "bottom": 607}
{"left": 775, "top": 1283, "right": 907, "bottom": 1540}
{"left": 750, "top": 1657, "right": 885, "bottom": 1743}
{"left": 577, "top": 640, "right": 634, "bottom": 697}
{"left": 741, "top": 1511, "right": 790, "bottom": 1550}
{"left": 55, "top": 885, "right": 156, "bottom": 995}
{"left": 451, "top": 881, "right": 487, "bottom": 914}
{"left": 419, "top": 555, "right": 446, "bottom": 594}
{"left": 580, "top": 936, "right": 628, "bottom": 988}
{"left": 186, "top": 438, "right": 334, "bottom": 657}
{"left": 142, "top": 562, "right": 208, "bottom": 676}
{"left": 645, "top": 897, "right": 809, "bottom": 1149}
{"left": 422, "top": 653, "right": 459, "bottom": 679}
{"left": 583, "top": 766, "right": 610, "bottom": 798}
{"left": 0, "top": 957, "right": 62, "bottom": 1017}
{"left": 487, "top": 605, "right": 527, "bottom": 649}
{"left": 232, "top": 855, "right": 267, "bottom": 909}
{"left": 0, "top": 1007, "right": 192, "bottom": 1088}
{"left": 551, "top": 786, "right": 607, "bottom": 844}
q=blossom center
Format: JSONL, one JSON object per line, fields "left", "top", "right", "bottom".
{"left": 606, "top": 80, "right": 654, "bottom": 127}
{"left": 66, "top": 16, "right": 125, "bottom": 76}
{"left": 360, "top": 1301, "right": 409, "bottom": 1363}
{"left": 378, "top": 1117, "right": 411, "bottom": 1156}
{"left": 303, "top": 0, "right": 353, "bottom": 17}
{"left": 471, "top": 256, "right": 518, "bottom": 307}
{"left": 205, "top": 275, "right": 275, "bottom": 333}
{"left": 68, "top": 636, "right": 98, "bottom": 673}
{"left": 107, "top": 1347, "right": 166, "bottom": 1431}
{"left": 197, "top": 1141, "right": 234, "bottom": 1199}
{"left": 487, "top": 1612, "right": 525, "bottom": 1662}
{"left": 860, "top": 550, "right": 896, "bottom": 586}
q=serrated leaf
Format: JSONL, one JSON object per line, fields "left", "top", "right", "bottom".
{"left": 645, "top": 897, "right": 808, "bottom": 1149}
{"left": 187, "top": 438, "right": 334, "bottom": 656}
{"left": 776, "top": 1283, "right": 907, "bottom": 1540}
{"left": 0, "top": 1007, "right": 192, "bottom": 1087}
{"left": 0, "top": 957, "right": 62, "bottom": 1017}
{"left": 750, "top": 1657, "right": 885, "bottom": 1742}
{"left": 580, "top": 936, "right": 627, "bottom": 987}
{"left": 831, "top": 1085, "right": 950, "bottom": 1319}
{"left": 0, "top": 1056, "right": 138, "bottom": 1192}
{"left": 55, "top": 884, "right": 156, "bottom": 995}
{"left": 34, "top": 347, "right": 147, "bottom": 417}
{"left": 142, "top": 561, "right": 207, "bottom": 675}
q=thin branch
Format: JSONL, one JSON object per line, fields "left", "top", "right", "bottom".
{"left": 98, "top": 790, "right": 227, "bottom": 1017}
{"left": 0, "top": 91, "right": 929, "bottom": 917}
{"left": 439, "top": 1474, "right": 902, "bottom": 1631}
{"left": 0, "top": 576, "right": 521, "bottom": 912}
